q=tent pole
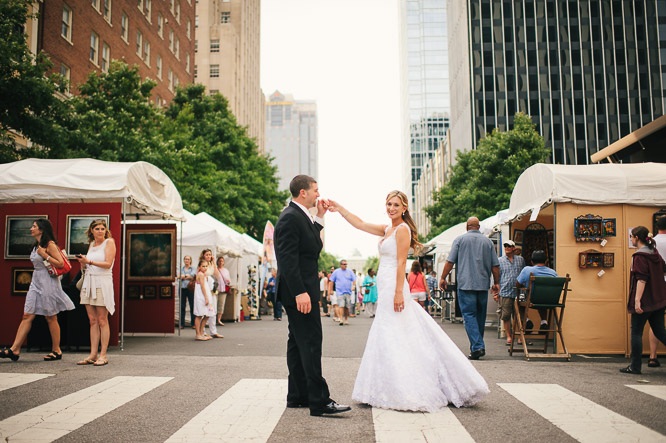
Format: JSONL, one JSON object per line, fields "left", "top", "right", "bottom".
{"left": 177, "top": 220, "right": 183, "bottom": 336}
{"left": 120, "top": 199, "right": 127, "bottom": 351}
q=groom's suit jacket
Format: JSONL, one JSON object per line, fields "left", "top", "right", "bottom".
{"left": 274, "top": 202, "right": 323, "bottom": 308}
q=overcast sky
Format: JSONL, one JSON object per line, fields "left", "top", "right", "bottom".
{"left": 261, "top": 0, "right": 403, "bottom": 259}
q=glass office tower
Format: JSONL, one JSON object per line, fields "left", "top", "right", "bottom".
{"left": 448, "top": 0, "right": 666, "bottom": 164}
{"left": 400, "top": 0, "right": 450, "bottom": 203}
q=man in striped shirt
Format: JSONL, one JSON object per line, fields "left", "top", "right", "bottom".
{"left": 494, "top": 240, "right": 525, "bottom": 346}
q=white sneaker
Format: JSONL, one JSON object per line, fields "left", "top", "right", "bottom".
{"left": 344, "top": 320, "right": 349, "bottom": 325}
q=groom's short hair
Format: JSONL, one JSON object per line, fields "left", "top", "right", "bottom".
{"left": 290, "top": 175, "right": 316, "bottom": 197}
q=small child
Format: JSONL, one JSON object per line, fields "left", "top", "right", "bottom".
{"left": 193, "top": 260, "right": 212, "bottom": 341}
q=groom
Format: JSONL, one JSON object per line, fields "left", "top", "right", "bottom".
{"left": 274, "top": 175, "right": 351, "bottom": 417}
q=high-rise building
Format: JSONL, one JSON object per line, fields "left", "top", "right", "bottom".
{"left": 448, "top": 0, "right": 666, "bottom": 164}
{"left": 399, "top": 0, "right": 450, "bottom": 205}
{"left": 38, "top": 0, "right": 194, "bottom": 106}
{"left": 265, "top": 91, "right": 318, "bottom": 191}
{"left": 195, "top": 0, "right": 265, "bottom": 153}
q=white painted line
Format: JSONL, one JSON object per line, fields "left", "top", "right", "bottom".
{"left": 166, "top": 378, "right": 287, "bottom": 443}
{"left": 0, "top": 373, "right": 53, "bottom": 392}
{"left": 627, "top": 385, "right": 666, "bottom": 402}
{"left": 0, "top": 376, "right": 172, "bottom": 443}
{"left": 372, "top": 407, "right": 474, "bottom": 443}
{"left": 499, "top": 383, "right": 665, "bottom": 443}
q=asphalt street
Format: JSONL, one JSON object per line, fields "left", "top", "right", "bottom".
{"left": 1, "top": 311, "right": 665, "bottom": 442}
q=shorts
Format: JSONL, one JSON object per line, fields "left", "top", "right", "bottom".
{"left": 80, "top": 287, "right": 106, "bottom": 307}
{"left": 410, "top": 291, "right": 427, "bottom": 302}
{"left": 329, "top": 293, "right": 337, "bottom": 305}
{"left": 498, "top": 296, "right": 515, "bottom": 322}
{"left": 336, "top": 293, "right": 352, "bottom": 308}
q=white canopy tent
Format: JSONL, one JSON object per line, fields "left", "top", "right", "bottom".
{"left": 0, "top": 158, "right": 185, "bottom": 348}
{"left": 508, "top": 163, "right": 666, "bottom": 222}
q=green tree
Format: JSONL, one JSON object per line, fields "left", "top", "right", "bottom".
{"left": 364, "top": 256, "right": 379, "bottom": 272}
{"left": 0, "top": 0, "right": 71, "bottom": 162}
{"left": 318, "top": 250, "right": 339, "bottom": 272}
{"left": 426, "top": 113, "right": 549, "bottom": 238}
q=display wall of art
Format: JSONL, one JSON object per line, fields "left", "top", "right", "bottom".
{"left": 65, "top": 215, "right": 109, "bottom": 257}
{"left": 579, "top": 249, "right": 614, "bottom": 269}
{"left": 12, "top": 267, "right": 33, "bottom": 296}
{"left": 4, "top": 215, "right": 48, "bottom": 259}
{"left": 574, "top": 215, "right": 616, "bottom": 242}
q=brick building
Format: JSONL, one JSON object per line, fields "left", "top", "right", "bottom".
{"left": 37, "top": 0, "right": 194, "bottom": 106}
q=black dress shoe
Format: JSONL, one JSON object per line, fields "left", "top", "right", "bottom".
{"left": 286, "top": 401, "right": 309, "bottom": 408}
{"left": 619, "top": 365, "right": 641, "bottom": 374}
{"left": 310, "top": 401, "right": 352, "bottom": 416}
{"left": 525, "top": 319, "right": 534, "bottom": 334}
{"left": 539, "top": 323, "right": 549, "bottom": 334}
{"left": 468, "top": 350, "right": 483, "bottom": 360}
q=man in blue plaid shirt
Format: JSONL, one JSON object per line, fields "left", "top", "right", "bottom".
{"left": 494, "top": 240, "right": 525, "bottom": 345}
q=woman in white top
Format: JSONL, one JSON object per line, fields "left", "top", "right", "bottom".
{"left": 75, "top": 219, "right": 116, "bottom": 366}
{"left": 216, "top": 256, "right": 231, "bottom": 326}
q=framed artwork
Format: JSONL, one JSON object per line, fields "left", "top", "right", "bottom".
{"left": 602, "top": 253, "right": 614, "bottom": 268}
{"left": 602, "top": 219, "right": 616, "bottom": 237}
{"left": 143, "top": 285, "right": 157, "bottom": 299}
{"left": 547, "top": 230, "right": 554, "bottom": 244}
{"left": 574, "top": 215, "right": 603, "bottom": 242}
{"left": 65, "top": 215, "right": 109, "bottom": 257}
{"left": 126, "top": 230, "right": 175, "bottom": 280}
{"left": 159, "top": 285, "right": 173, "bottom": 299}
{"left": 512, "top": 230, "right": 524, "bottom": 244}
{"left": 5, "top": 215, "right": 48, "bottom": 259}
{"left": 126, "top": 285, "right": 139, "bottom": 299}
{"left": 579, "top": 249, "right": 602, "bottom": 269}
{"left": 12, "top": 267, "right": 34, "bottom": 296}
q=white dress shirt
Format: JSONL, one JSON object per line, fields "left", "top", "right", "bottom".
{"left": 292, "top": 201, "right": 324, "bottom": 225}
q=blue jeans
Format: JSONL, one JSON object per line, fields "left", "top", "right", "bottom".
{"left": 457, "top": 289, "right": 488, "bottom": 352}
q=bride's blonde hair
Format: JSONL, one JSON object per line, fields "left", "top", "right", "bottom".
{"left": 386, "top": 190, "right": 422, "bottom": 254}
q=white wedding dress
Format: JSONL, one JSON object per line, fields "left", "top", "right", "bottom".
{"left": 352, "top": 223, "right": 489, "bottom": 411}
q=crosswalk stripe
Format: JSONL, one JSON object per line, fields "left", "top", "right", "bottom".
{"left": 165, "top": 378, "right": 287, "bottom": 443}
{"left": 0, "top": 373, "right": 53, "bottom": 392}
{"left": 0, "top": 375, "right": 172, "bottom": 443}
{"left": 626, "top": 385, "right": 666, "bottom": 402}
{"left": 498, "top": 383, "right": 665, "bottom": 443}
{"left": 372, "top": 407, "right": 474, "bottom": 443}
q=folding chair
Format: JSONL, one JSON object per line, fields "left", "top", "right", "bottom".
{"left": 509, "top": 273, "right": 571, "bottom": 361}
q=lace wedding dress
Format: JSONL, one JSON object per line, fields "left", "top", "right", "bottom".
{"left": 352, "top": 223, "right": 489, "bottom": 411}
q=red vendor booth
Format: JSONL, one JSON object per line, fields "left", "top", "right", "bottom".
{"left": 0, "top": 159, "right": 185, "bottom": 349}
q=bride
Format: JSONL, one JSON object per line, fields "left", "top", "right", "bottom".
{"left": 328, "top": 191, "right": 488, "bottom": 411}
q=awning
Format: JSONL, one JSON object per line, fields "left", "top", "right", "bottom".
{"left": 590, "top": 114, "right": 666, "bottom": 163}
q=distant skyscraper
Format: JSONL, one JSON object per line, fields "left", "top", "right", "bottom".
{"left": 265, "top": 91, "right": 318, "bottom": 191}
{"left": 399, "top": 0, "right": 450, "bottom": 204}
{"left": 195, "top": 0, "right": 265, "bottom": 153}
{"left": 448, "top": 0, "right": 666, "bottom": 164}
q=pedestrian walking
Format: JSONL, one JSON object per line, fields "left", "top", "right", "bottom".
{"left": 407, "top": 261, "right": 429, "bottom": 309}
{"left": 494, "top": 240, "right": 525, "bottom": 346}
{"left": 362, "top": 269, "right": 378, "bottom": 317}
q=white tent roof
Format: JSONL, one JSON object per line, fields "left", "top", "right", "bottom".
{"left": 241, "top": 234, "right": 262, "bottom": 257}
{"left": 0, "top": 158, "right": 185, "bottom": 220}
{"left": 193, "top": 212, "right": 244, "bottom": 257}
{"left": 425, "top": 221, "right": 467, "bottom": 256}
{"left": 509, "top": 163, "right": 666, "bottom": 221}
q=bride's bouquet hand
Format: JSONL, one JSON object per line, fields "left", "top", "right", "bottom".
{"left": 394, "top": 293, "right": 405, "bottom": 312}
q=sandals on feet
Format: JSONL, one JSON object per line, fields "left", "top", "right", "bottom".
{"left": 0, "top": 348, "right": 19, "bottom": 361}
{"left": 93, "top": 358, "right": 108, "bottom": 366}
{"left": 77, "top": 358, "right": 97, "bottom": 365}
{"left": 44, "top": 351, "right": 62, "bottom": 361}
{"left": 648, "top": 358, "right": 660, "bottom": 368}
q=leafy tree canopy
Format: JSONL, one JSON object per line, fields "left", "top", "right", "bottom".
{"left": 318, "top": 250, "right": 340, "bottom": 273}
{"left": 363, "top": 256, "right": 380, "bottom": 273}
{"left": 426, "top": 113, "right": 549, "bottom": 238}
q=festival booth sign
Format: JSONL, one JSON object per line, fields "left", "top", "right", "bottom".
{"left": 0, "top": 159, "right": 185, "bottom": 349}
{"left": 507, "top": 163, "right": 666, "bottom": 355}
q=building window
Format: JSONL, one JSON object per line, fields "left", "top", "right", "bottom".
{"left": 185, "top": 53, "right": 190, "bottom": 73}
{"left": 194, "top": 40, "right": 198, "bottom": 53}
{"left": 136, "top": 30, "right": 143, "bottom": 56}
{"left": 175, "top": 37, "right": 180, "bottom": 59}
{"left": 195, "top": 15, "right": 198, "bottom": 28}
{"left": 156, "top": 54, "right": 162, "bottom": 79}
{"left": 169, "top": 30, "right": 174, "bottom": 52}
{"left": 209, "top": 89, "right": 218, "bottom": 95}
{"left": 90, "top": 32, "right": 99, "bottom": 64}
{"left": 168, "top": 68, "right": 173, "bottom": 91}
{"left": 186, "top": 19, "right": 191, "bottom": 39}
{"left": 194, "top": 65, "right": 197, "bottom": 78}
{"left": 137, "top": 0, "right": 143, "bottom": 10}
{"left": 102, "top": 43, "right": 110, "bottom": 71}
{"left": 92, "top": 0, "right": 100, "bottom": 12}
{"left": 121, "top": 13, "right": 129, "bottom": 42}
{"left": 221, "top": 12, "right": 230, "bottom": 23}
{"left": 144, "top": 40, "right": 151, "bottom": 65}
{"left": 103, "top": 0, "right": 111, "bottom": 22}
{"left": 175, "top": 1, "right": 180, "bottom": 22}
{"left": 60, "top": 64, "right": 71, "bottom": 93}
{"left": 210, "top": 39, "right": 219, "bottom": 52}
{"left": 174, "top": 75, "right": 179, "bottom": 87}
{"left": 210, "top": 64, "right": 219, "bottom": 78}
{"left": 156, "top": 95, "right": 162, "bottom": 106}
{"left": 157, "top": 13, "right": 163, "bottom": 37}
{"left": 145, "top": 0, "right": 151, "bottom": 19}
{"left": 61, "top": 4, "right": 72, "bottom": 42}
{"left": 170, "top": 0, "right": 174, "bottom": 14}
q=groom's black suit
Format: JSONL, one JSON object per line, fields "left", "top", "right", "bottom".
{"left": 274, "top": 202, "right": 330, "bottom": 412}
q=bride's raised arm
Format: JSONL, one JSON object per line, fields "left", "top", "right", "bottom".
{"left": 327, "top": 200, "right": 386, "bottom": 237}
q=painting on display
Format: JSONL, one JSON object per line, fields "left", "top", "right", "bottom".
{"left": 66, "top": 215, "right": 109, "bottom": 257}
{"left": 4, "top": 216, "right": 48, "bottom": 259}
{"left": 143, "top": 285, "right": 157, "bottom": 299}
{"left": 126, "top": 285, "right": 139, "bottom": 299}
{"left": 159, "top": 285, "right": 173, "bottom": 299}
{"left": 12, "top": 267, "right": 34, "bottom": 296}
{"left": 127, "top": 230, "right": 175, "bottom": 280}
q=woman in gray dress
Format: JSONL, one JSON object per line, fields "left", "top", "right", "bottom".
{"left": 0, "top": 219, "right": 74, "bottom": 362}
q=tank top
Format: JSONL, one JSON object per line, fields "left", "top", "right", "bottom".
{"left": 408, "top": 272, "right": 426, "bottom": 293}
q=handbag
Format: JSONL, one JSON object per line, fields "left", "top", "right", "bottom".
{"left": 46, "top": 244, "right": 71, "bottom": 277}
{"left": 76, "top": 269, "right": 85, "bottom": 291}
{"left": 187, "top": 277, "right": 196, "bottom": 291}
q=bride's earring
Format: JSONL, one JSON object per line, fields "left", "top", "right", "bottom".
{"left": 402, "top": 212, "right": 405, "bottom": 216}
